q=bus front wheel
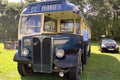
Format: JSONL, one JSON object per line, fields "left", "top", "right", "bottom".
{"left": 18, "top": 63, "right": 33, "bottom": 76}
{"left": 69, "top": 64, "right": 82, "bottom": 80}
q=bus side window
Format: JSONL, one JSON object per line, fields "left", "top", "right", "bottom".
{"left": 60, "top": 19, "right": 74, "bottom": 33}
{"left": 76, "top": 20, "right": 80, "bottom": 35}
{"left": 44, "top": 16, "right": 57, "bottom": 32}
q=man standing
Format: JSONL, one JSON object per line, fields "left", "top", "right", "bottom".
{"left": 83, "top": 28, "right": 89, "bottom": 64}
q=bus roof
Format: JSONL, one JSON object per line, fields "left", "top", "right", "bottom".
{"left": 22, "top": 0, "right": 80, "bottom": 14}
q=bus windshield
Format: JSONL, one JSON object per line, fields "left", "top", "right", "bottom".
{"left": 20, "top": 15, "right": 42, "bottom": 35}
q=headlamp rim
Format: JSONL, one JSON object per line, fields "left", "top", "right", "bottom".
{"left": 56, "top": 49, "right": 65, "bottom": 58}
{"left": 21, "top": 48, "right": 29, "bottom": 56}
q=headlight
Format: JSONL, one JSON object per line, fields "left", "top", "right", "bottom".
{"left": 56, "top": 49, "right": 65, "bottom": 58}
{"left": 116, "top": 45, "right": 119, "bottom": 48}
{"left": 101, "top": 44, "right": 106, "bottom": 47}
{"left": 21, "top": 48, "right": 29, "bottom": 56}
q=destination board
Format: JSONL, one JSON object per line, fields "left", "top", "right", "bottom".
{"left": 41, "top": 4, "right": 62, "bottom": 12}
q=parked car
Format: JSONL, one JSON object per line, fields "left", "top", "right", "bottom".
{"left": 99, "top": 39, "right": 119, "bottom": 53}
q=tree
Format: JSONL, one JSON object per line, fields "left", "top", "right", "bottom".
{"left": 26, "top": 0, "right": 36, "bottom": 3}
{"left": 0, "top": 2, "right": 27, "bottom": 40}
{"left": 76, "top": 0, "right": 120, "bottom": 40}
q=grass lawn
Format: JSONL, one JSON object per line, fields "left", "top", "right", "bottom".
{"left": 0, "top": 43, "right": 120, "bottom": 80}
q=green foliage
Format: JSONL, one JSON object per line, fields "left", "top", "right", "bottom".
{"left": 77, "top": 0, "right": 120, "bottom": 40}
{"left": 0, "top": 2, "right": 27, "bottom": 40}
{"left": 26, "top": 0, "right": 36, "bottom": 3}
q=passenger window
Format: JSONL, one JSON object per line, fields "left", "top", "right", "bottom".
{"left": 44, "top": 16, "right": 57, "bottom": 32}
{"left": 76, "top": 20, "right": 80, "bottom": 34}
{"left": 60, "top": 19, "right": 74, "bottom": 33}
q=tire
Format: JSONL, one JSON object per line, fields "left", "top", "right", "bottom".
{"left": 115, "top": 50, "right": 119, "bottom": 53}
{"left": 101, "top": 49, "right": 104, "bottom": 52}
{"left": 69, "top": 64, "right": 82, "bottom": 80}
{"left": 18, "top": 63, "right": 33, "bottom": 76}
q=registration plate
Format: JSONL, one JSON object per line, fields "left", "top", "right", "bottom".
{"left": 108, "top": 49, "right": 114, "bottom": 50}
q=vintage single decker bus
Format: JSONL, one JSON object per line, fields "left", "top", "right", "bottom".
{"left": 13, "top": 0, "right": 91, "bottom": 80}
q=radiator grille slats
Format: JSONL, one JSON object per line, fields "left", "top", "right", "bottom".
{"left": 33, "top": 38, "right": 41, "bottom": 64}
{"left": 32, "top": 36, "right": 53, "bottom": 73}
{"left": 32, "top": 37, "right": 41, "bottom": 72}
{"left": 42, "top": 38, "right": 52, "bottom": 72}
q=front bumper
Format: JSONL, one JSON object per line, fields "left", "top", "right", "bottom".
{"left": 101, "top": 47, "right": 119, "bottom": 52}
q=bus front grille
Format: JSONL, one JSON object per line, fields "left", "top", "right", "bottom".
{"left": 32, "top": 36, "right": 53, "bottom": 73}
{"left": 42, "top": 38, "right": 53, "bottom": 73}
{"left": 32, "top": 37, "right": 41, "bottom": 72}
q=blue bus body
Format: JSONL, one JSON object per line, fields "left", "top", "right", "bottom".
{"left": 13, "top": 0, "right": 91, "bottom": 80}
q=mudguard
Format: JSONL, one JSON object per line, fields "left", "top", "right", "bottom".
{"left": 13, "top": 52, "right": 31, "bottom": 64}
{"left": 54, "top": 54, "right": 78, "bottom": 68}
{"left": 54, "top": 49, "right": 82, "bottom": 68}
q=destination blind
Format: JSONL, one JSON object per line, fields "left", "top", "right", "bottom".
{"left": 41, "top": 4, "right": 62, "bottom": 12}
